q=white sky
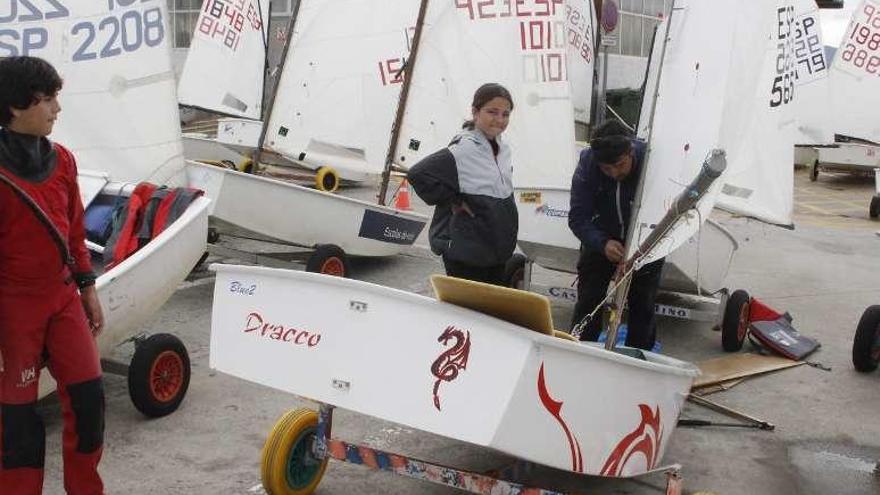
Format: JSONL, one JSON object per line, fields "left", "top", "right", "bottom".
{"left": 820, "top": 2, "right": 857, "bottom": 47}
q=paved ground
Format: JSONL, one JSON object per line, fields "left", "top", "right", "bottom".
{"left": 36, "top": 167, "right": 880, "bottom": 494}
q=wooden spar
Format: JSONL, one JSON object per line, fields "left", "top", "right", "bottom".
{"left": 377, "top": 0, "right": 431, "bottom": 206}
{"left": 252, "top": 0, "right": 303, "bottom": 169}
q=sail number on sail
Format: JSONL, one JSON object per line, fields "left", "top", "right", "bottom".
{"left": 0, "top": 0, "right": 166, "bottom": 60}
{"left": 770, "top": 4, "right": 797, "bottom": 108}
{"left": 792, "top": 9, "right": 827, "bottom": 84}
{"left": 196, "top": 0, "right": 264, "bottom": 52}
{"left": 838, "top": 0, "right": 880, "bottom": 77}
{"left": 453, "top": 0, "right": 592, "bottom": 84}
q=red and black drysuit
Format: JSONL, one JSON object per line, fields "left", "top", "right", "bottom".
{"left": 0, "top": 129, "right": 104, "bottom": 495}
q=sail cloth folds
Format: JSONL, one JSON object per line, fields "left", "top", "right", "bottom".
{"left": 262, "top": 0, "right": 421, "bottom": 175}
{"left": 177, "top": 0, "right": 270, "bottom": 121}
{"left": 827, "top": 0, "right": 880, "bottom": 144}
{"left": 8, "top": 1, "right": 186, "bottom": 185}
{"left": 632, "top": 0, "right": 787, "bottom": 266}
{"left": 392, "top": 0, "right": 596, "bottom": 189}
{"left": 790, "top": 0, "right": 833, "bottom": 146}
{"left": 716, "top": 0, "right": 805, "bottom": 228}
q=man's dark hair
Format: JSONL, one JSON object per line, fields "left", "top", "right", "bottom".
{"left": 0, "top": 56, "right": 63, "bottom": 126}
{"left": 590, "top": 119, "right": 633, "bottom": 164}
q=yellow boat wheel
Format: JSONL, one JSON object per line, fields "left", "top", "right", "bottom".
{"left": 315, "top": 166, "right": 339, "bottom": 193}
{"left": 261, "top": 408, "right": 329, "bottom": 495}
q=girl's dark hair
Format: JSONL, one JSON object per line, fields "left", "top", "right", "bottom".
{"left": 462, "top": 83, "right": 514, "bottom": 130}
{"left": 0, "top": 57, "right": 63, "bottom": 126}
{"left": 590, "top": 119, "right": 633, "bottom": 164}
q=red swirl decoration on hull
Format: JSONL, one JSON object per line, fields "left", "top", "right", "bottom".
{"left": 601, "top": 404, "right": 663, "bottom": 477}
{"left": 537, "top": 362, "right": 584, "bottom": 473}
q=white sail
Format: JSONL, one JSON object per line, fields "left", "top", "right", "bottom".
{"left": 631, "top": 0, "right": 789, "bottom": 265}
{"left": 828, "top": 0, "right": 880, "bottom": 143}
{"left": 262, "top": 0, "right": 420, "bottom": 174}
{"left": 392, "top": 0, "right": 596, "bottom": 188}
{"left": 5, "top": 1, "right": 185, "bottom": 185}
{"left": 791, "top": 0, "right": 833, "bottom": 145}
{"left": 715, "top": 0, "right": 809, "bottom": 227}
{"left": 177, "top": 0, "right": 270, "bottom": 120}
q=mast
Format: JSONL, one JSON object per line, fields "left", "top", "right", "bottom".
{"left": 377, "top": 0, "right": 430, "bottom": 206}
{"left": 257, "top": 0, "right": 271, "bottom": 122}
{"left": 602, "top": 1, "right": 676, "bottom": 351}
{"left": 253, "top": 0, "right": 303, "bottom": 169}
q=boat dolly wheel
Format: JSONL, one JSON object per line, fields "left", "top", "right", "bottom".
{"left": 305, "top": 244, "right": 349, "bottom": 277}
{"left": 809, "top": 160, "right": 819, "bottom": 182}
{"left": 261, "top": 408, "right": 328, "bottom": 495}
{"left": 127, "top": 333, "right": 191, "bottom": 418}
{"left": 721, "top": 290, "right": 751, "bottom": 352}
{"left": 853, "top": 305, "right": 880, "bottom": 373}
{"left": 869, "top": 194, "right": 880, "bottom": 219}
{"left": 315, "top": 166, "right": 339, "bottom": 193}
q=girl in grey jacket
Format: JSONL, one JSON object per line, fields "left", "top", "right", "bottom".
{"left": 408, "top": 83, "right": 518, "bottom": 285}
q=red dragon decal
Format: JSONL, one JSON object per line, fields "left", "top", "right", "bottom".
{"left": 431, "top": 326, "right": 471, "bottom": 411}
{"left": 600, "top": 404, "right": 663, "bottom": 476}
{"left": 537, "top": 363, "right": 584, "bottom": 473}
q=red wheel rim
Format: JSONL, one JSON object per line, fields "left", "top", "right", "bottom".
{"left": 320, "top": 257, "right": 345, "bottom": 277}
{"left": 149, "top": 350, "right": 184, "bottom": 403}
{"left": 737, "top": 303, "right": 750, "bottom": 341}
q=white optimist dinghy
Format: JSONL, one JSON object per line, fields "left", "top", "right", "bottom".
{"left": 179, "top": 0, "right": 420, "bottom": 188}
{"left": 180, "top": 0, "right": 428, "bottom": 274}
{"left": 209, "top": 264, "right": 699, "bottom": 493}
{"left": 21, "top": 1, "right": 210, "bottom": 417}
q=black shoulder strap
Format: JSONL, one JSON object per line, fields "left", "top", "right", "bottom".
{"left": 0, "top": 168, "right": 75, "bottom": 270}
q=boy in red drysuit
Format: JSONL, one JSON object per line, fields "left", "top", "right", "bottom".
{"left": 0, "top": 56, "right": 105, "bottom": 495}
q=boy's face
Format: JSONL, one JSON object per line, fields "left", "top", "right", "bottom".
{"left": 9, "top": 93, "right": 61, "bottom": 137}
{"left": 598, "top": 149, "right": 634, "bottom": 182}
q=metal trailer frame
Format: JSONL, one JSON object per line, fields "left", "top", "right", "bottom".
{"left": 262, "top": 402, "right": 685, "bottom": 495}
{"left": 518, "top": 259, "right": 728, "bottom": 328}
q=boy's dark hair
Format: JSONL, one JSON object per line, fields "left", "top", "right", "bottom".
{"left": 462, "top": 82, "right": 514, "bottom": 130}
{"left": 0, "top": 57, "right": 63, "bottom": 126}
{"left": 590, "top": 119, "right": 633, "bottom": 164}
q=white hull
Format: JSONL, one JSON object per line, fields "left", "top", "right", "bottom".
{"left": 515, "top": 187, "right": 736, "bottom": 294}
{"left": 816, "top": 143, "right": 880, "bottom": 173}
{"left": 185, "top": 161, "right": 427, "bottom": 257}
{"left": 39, "top": 177, "right": 210, "bottom": 398}
{"left": 209, "top": 265, "right": 698, "bottom": 477}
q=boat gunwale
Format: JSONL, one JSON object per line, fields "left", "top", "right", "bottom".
{"left": 211, "top": 263, "right": 701, "bottom": 379}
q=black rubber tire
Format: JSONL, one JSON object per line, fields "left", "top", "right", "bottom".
{"left": 315, "top": 167, "right": 339, "bottom": 193}
{"left": 305, "top": 244, "right": 349, "bottom": 277}
{"left": 853, "top": 305, "right": 880, "bottom": 372}
{"left": 128, "top": 333, "right": 191, "bottom": 418}
{"left": 810, "top": 161, "right": 819, "bottom": 182}
{"left": 207, "top": 227, "right": 220, "bottom": 244}
{"left": 722, "top": 290, "right": 751, "bottom": 352}
{"left": 869, "top": 195, "right": 880, "bottom": 219}
{"left": 503, "top": 253, "right": 528, "bottom": 289}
